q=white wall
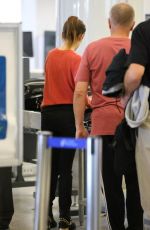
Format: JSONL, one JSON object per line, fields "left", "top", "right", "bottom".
{"left": 0, "top": 0, "right": 21, "bottom": 22}
{"left": 127, "top": 0, "right": 144, "bottom": 25}
{"left": 56, "top": 0, "right": 147, "bottom": 56}
{"left": 22, "top": 0, "right": 37, "bottom": 69}
{"left": 85, "top": 0, "right": 109, "bottom": 43}
{"left": 56, "top": 0, "right": 110, "bottom": 55}
{"left": 144, "top": 0, "right": 150, "bottom": 18}
{"left": 36, "top": 0, "right": 56, "bottom": 69}
{"left": 22, "top": 0, "right": 57, "bottom": 71}
{"left": 22, "top": 0, "right": 150, "bottom": 71}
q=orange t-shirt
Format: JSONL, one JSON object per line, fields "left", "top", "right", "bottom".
{"left": 75, "top": 37, "right": 131, "bottom": 135}
{"left": 42, "top": 48, "right": 81, "bottom": 106}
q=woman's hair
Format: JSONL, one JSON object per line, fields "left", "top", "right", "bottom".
{"left": 62, "top": 16, "right": 86, "bottom": 45}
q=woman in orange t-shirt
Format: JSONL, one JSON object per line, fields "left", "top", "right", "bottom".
{"left": 41, "top": 16, "right": 86, "bottom": 230}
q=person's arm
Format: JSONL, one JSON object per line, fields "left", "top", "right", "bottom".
{"left": 121, "top": 63, "right": 145, "bottom": 107}
{"left": 121, "top": 22, "right": 148, "bottom": 107}
{"left": 73, "top": 81, "right": 89, "bottom": 138}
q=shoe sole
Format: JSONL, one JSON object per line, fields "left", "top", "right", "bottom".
{"left": 59, "top": 228, "right": 69, "bottom": 230}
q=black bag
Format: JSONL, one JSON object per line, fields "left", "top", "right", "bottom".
{"left": 24, "top": 78, "right": 44, "bottom": 112}
{"left": 84, "top": 108, "right": 92, "bottom": 133}
{"left": 113, "top": 118, "right": 137, "bottom": 175}
{"left": 102, "top": 49, "right": 129, "bottom": 97}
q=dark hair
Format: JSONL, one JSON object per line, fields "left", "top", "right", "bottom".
{"left": 62, "top": 16, "right": 86, "bottom": 44}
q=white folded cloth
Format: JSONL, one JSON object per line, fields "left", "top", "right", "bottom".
{"left": 125, "top": 85, "right": 150, "bottom": 128}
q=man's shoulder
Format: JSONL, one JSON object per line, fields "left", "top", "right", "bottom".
{"left": 88, "top": 37, "right": 111, "bottom": 46}
{"left": 87, "top": 37, "right": 129, "bottom": 50}
{"left": 86, "top": 37, "right": 113, "bottom": 51}
{"left": 134, "top": 19, "right": 150, "bottom": 33}
{"left": 138, "top": 19, "right": 150, "bottom": 27}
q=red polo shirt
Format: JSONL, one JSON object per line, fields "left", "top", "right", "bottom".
{"left": 75, "top": 37, "right": 130, "bottom": 135}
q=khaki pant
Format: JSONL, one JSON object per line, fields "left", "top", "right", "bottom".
{"left": 136, "top": 112, "right": 150, "bottom": 218}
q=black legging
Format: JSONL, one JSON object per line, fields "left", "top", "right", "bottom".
{"left": 41, "top": 105, "right": 76, "bottom": 219}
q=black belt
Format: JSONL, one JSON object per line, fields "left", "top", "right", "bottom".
{"left": 41, "top": 104, "right": 73, "bottom": 112}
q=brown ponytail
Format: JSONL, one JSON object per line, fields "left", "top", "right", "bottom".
{"left": 62, "top": 16, "right": 86, "bottom": 45}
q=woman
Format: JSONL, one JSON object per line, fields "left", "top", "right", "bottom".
{"left": 41, "top": 16, "right": 86, "bottom": 230}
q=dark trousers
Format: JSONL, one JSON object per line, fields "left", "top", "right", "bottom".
{"left": 102, "top": 136, "right": 143, "bottom": 230}
{"left": 0, "top": 167, "right": 14, "bottom": 229}
{"left": 41, "top": 105, "right": 76, "bottom": 218}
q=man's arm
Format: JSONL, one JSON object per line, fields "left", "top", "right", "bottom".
{"left": 73, "top": 81, "right": 89, "bottom": 138}
{"left": 121, "top": 63, "right": 145, "bottom": 107}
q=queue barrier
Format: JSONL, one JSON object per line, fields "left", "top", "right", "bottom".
{"left": 34, "top": 131, "right": 102, "bottom": 230}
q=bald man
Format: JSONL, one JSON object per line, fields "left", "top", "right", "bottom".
{"left": 73, "top": 3, "right": 143, "bottom": 230}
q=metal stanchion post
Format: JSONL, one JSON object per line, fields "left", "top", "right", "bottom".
{"left": 34, "top": 131, "right": 52, "bottom": 230}
{"left": 86, "top": 137, "right": 102, "bottom": 230}
{"left": 78, "top": 149, "right": 85, "bottom": 226}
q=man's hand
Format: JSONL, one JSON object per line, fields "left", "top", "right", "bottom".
{"left": 120, "top": 95, "right": 130, "bottom": 108}
{"left": 76, "top": 126, "right": 89, "bottom": 138}
{"left": 86, "top": 95, "right": 92, "bottom": 108}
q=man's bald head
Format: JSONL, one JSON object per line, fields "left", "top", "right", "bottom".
{"left": 110, "top": 3, "right": 135, "bottom": 28}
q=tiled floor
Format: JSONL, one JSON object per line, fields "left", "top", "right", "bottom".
{"left": 9, "top": 157, "right": 150, "bottom": 230}
{"left": 9, "top": 185, "right": 150, "bottom": 230}
{"left": 9, "top": 186, "right": 109, "bottom": 230}
{"left": 9, "top": 158, "right": 109, "bottom": 230}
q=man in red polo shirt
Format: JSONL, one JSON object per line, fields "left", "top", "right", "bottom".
{"left": 73, "top": 3, "right": 143, "bottom": 230}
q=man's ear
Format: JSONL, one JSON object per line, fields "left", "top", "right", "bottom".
{"left": 130, "top": 21, "right": 135, "bottom": 31}
{"left": 108, "top": 18, "right": 111, "bottom": 29}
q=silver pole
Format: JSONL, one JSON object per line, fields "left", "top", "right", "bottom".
{"left": 86, "top": 137, "right": 102, "bottom": 230}
{"left": 34, "top": 131, "right": 52, "bottom": 230}
{"left": 78, "top": 149, "right": 85, "bottom": 226}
